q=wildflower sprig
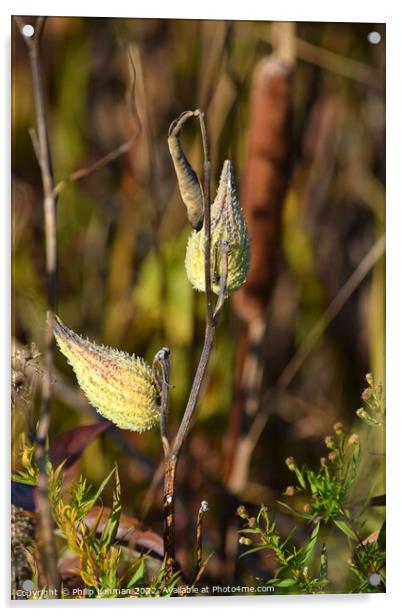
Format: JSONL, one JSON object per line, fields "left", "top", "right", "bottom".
{"left": 48, "top": 461, "right": 179, "bottom": 597}
{"left": 348, "top": 520, "right": 386, "bottom": 593}
{"left": 356, "top": 373, "right": 385, "bottom": 427}
{"left": 280, "top": 424, "right": 361, "bottom": 533}
{"left": 237, "top": 505, "right": 327, "bottom": 594}
{"left": 12, "top": 432, "right": 46, "bottom": 486}
{"left": 236, "top": 376, "right": 385, "bottom": 593}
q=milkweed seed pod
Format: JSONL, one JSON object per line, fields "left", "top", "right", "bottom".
{"left": 53, "top": 316, "right": 159, "bottom": 432}
{"left": 185, "top": 160, "right": 250, "bottom": 295}
{"left": 168, "top": 118, "right": 204, "bottom": 230}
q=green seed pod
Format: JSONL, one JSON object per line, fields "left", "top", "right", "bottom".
{"left": 168, "top": 119, "right": 204, "bottom": 231}
{"left": 185, "top": 160, "right": 250, "bottom": 295}
{"left": 53, "top": 316, "right": 159, "bottom": 432}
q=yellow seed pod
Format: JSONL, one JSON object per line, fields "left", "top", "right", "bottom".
{"left": 185, "top": 160, "right": 250, "bottom": 295}
{"left": 53, "top": 316, "right": 159, "bottom": 432}
{"left": 168, "top": 118, "right": 204, "bottom": 231}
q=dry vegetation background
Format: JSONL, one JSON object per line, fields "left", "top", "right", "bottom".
{"left": 12, "top": 17, "right": 385, "bottom": 592}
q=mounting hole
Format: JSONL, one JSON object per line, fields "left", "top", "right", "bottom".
{"left": 22, "top": 579, "right": 34, "bottom": 591}
{"left": 367, "top": 31, "right": 381, "bottom": 45}
{"left": 22, "top": 24, "right": 35, "bottom": 38}
{"left": 368, "top": 573, "right": 382, "bottom": 587}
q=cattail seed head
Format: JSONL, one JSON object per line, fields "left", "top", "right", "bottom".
{"left": 53, "top": 316, "right": 159, "bottom": 432}
{"left": 185, "top": 160, "right": 250, "bottom": 295}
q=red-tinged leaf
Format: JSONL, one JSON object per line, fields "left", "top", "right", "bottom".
{"left": 49, "top": 421, "right": 112, "bottom": 469}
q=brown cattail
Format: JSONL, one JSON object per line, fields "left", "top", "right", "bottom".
{"left": 233, "top": 57, "right": 293, "bottom": 321}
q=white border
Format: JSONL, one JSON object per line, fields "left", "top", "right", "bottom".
{"left": 2, "top": 1, "right": 401, "bottom": 614}
{"left": 0, "top": 0, "right": 393, "bottom": 21}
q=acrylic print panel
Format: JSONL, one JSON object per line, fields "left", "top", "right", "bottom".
{"left": 11, "top": 16, "right": 385, "bottom": 600}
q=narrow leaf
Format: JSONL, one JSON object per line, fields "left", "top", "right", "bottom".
{"left": 273, "top": 578, "right": 297, "bottom": 587}
{"left": 302, "top": 522, "right": 320, "bottom": 565}
{"left": 334, "top": 518, "right": 357, "bottom": 540}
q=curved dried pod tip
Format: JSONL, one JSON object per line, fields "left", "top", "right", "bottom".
{"left": 185, "top": 160, "right": 250, "bottom": 295}
{"left": 53, "top": 315, "right": 159, "bottom": 432}
{"left": 168, "top": 114, "right": 204, "bottom": 231}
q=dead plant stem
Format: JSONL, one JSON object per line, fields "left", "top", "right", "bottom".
{"left": 15, "top": 15, "right": 60, "bottom": 591}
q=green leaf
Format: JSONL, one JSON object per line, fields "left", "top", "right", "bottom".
{"left": 239, "top": 545, "right": 269, "bottom": 558}
{"left": 238, "top": 527, "right": 263, "bottom": 534}
{"left": 294, "top": 466, "right": 307, "bottom": 489}
{"left": 126, "top": 559, "right": 146, "bottom": 588}
{"left": 319, "top": 543, "right": 328, "bottom": 580}
{"left": 278, "top": 501, "right": 314, "bottom": 521}
{"left": 79, "top": 466, "right": 116, "bottom": 521}
{"left": 377, "top": 520, "right": 386, "bottom": 551}
{"left": 273, "top": 578, "right": 297, "bottom": 587}
{"left": 11, "top": 473, "right": 37, "bottom": 486}
{"left": 302, "top": 522, "right": 320, "bottom": 565}
{"left": 100, "top": 468, "right": 121, "bottom": 548}
{"left": 87, "top": 505, "right": 105, "bottom": 543}
{"left": 334, "top": 518, "right": 357, "bottom": 540}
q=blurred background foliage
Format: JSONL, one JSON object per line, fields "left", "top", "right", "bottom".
{"left": 12, "top": 17, "right": 385, "bottom": 591}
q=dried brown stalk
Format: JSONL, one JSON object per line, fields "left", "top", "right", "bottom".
{"left": 195, "top": 500, "right": 209, "bottom": 578}
{"left": 225, "top": 51, "right": 294, "bottom": 495}
{"left": 53, "top": 139, "right": 135, "bottom": 197}
{"left": 15, "top": 15, "right": 60, "bottom": 592}
{"left": 14, "top": 16, "right": 137, "bottom": 591}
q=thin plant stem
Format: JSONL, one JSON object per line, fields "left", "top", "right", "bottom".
{"left": 171, "top": 241, "right": 229, "bottom": 457}
{"left": 152, "top": 348, "right": 171, "bottom": 457}
{"left": 15, "top": 15, "right": 60, "bottom": 591}
{"left": 195, "top": 500, "right": 209, "bottom": 578}
{"left": 53, "top": 138, "right": 134, "bottom": 197}
{"left": 53, "top": 35, "right": 140, "bottom": 197}
{"left": 162, "top": 109, "right": 229, "bottom": 572}
{"left": 196, "top": 109, "right": 213, "bottom": 327}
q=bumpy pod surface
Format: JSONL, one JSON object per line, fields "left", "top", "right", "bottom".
{"left": 168, "top": 121, "right": 204, "bottom": 231}
{"left": 53, "top": 316, "right": 159, "bottom": 432}
{"left": 185, "top": 160, "right": 250, "bottom": 295}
